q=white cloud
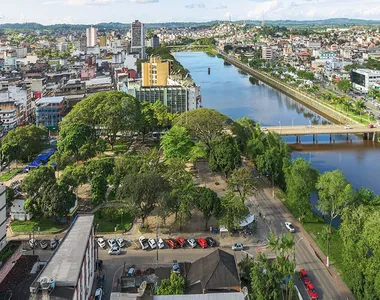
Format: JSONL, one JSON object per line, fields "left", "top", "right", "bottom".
{"left": 129, "top": 0, "right": 158, "bottom": 3}
{"left": 185, "top": 3, "right": 206, "bottom": 9}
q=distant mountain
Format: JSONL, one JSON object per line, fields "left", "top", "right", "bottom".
{"left": 0, "top": 18, "right": 379, "bottom": 32}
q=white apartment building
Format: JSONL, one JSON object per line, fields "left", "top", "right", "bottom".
{"left": 0, "top": 184, "right": 7, "bottom": 252}
{"left": 86, "top": 26, "right": 97, "bottom": 48}
{"left": 29, "top": 215, "right": 95, "bottom": 300}
{"left": 262, "top": 46, "right": 273, "bottom": 60}
{"left": 351, "top": 69, "right": 380, "bottom": 93}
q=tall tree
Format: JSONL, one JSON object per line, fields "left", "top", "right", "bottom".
{"left": 219, "top": 192, "right": 249, "bottom": 231}
{"left": 160, "top": 125, "right": 194, "bottom": 161}
{"left": 1, "top": 125, "right": 48, "bottom": 164}
{"left": 283, "top": 158, "right": 319, "bottom": 222}
{"left": 227, "top": 166, "right": 257, "bottom": 200}
{"left": 174, "top": 108, "right": 233, "bottom": 151}
{"left": 337, "top": 79, "right": 352, "bottom": 93}
{"left": 195, "top": 187, "right": 221, "bottom": 230}
{"left": 117, "top": 172, "right": 168, "bottom": 225}
{"left": 316, "top": 170, "right": 353, "bottom": 265}
{"left": 58, "top": 123, "right": 98, "bottom": 162}
{"left": 209, "top": 135, "right": 241, "bottom": 177}
{"left": 40, "top": 182, "right": 76, "bottom": 218}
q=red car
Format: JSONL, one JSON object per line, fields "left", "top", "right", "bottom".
{"left": 306, "top": 283, "right": 319, "bottom": 300}
{"left": 300, "top": 268, "right": 311, "bottom": 285}
{"left": 167, "top": 239, "right": 177, "bottom": 249}
{"left": 176, "top": 237, "right": 186, "bottom": 247}
{"left": 197, "top": 238, "right": 208, "bottom": 249}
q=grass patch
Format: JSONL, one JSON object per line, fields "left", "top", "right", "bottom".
{"left": 0, "top": 168, "right": 22, "bottom": 182}
{"left": 11, "top": 218, "right": 65, "bottom": 233}
{"left": 94, "top": 207, "right": 133, "bottom": 233}
{"left": 283, "top": 198, "right": 344, "bottom": 271}
{"left": 106, "top": 139, "right": 132, "bottom": 154}
{"left": 139, "top": 226, "right": 152, "bottom": 234}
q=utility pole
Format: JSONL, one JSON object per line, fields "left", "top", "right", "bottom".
{"left": 156, "top": 222, "right": 159, "bottom": 267}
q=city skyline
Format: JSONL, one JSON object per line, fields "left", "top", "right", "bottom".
{"left": 0, "top": 0, "right": 379, "bottom": 25}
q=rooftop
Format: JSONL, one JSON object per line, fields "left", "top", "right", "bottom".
{"left": 36, "top": 96, "right": 65, "bottom": 105}
{"left": 33, "top": 215, "right": 94, "bottom": 287}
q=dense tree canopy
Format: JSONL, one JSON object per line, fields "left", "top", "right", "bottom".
{"left": 174, "top": 108, "right": 233, "bottom": 150}
{"left": 1, "top": 125, "right": 48, "bottom": 164}
{"left": 160, "top": 125, "right": 194, "bottom": 161}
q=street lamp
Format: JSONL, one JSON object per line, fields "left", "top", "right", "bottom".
{"left": 292, "top": 117, "right": 294, "bottom": 127}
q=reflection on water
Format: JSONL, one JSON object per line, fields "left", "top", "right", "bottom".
{"left": 175, "top": 52, "right": 380, "bottom": 195}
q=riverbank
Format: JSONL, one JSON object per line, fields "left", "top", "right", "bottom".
{"left": 218, "top": 51, "right": 356, "bottom": 126}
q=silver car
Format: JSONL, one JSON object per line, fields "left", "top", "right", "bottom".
{"left": 232, "top": 242, "right": 244, "bottom": 251}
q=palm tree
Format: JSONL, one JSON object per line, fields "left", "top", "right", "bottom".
{"left": 354, "top": 99, "right": 366, "bottom": 114}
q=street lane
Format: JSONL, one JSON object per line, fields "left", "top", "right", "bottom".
{"left": 248, "top": 173, "right": 353, "bottom": 300}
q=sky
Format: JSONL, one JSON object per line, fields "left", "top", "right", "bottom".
{"left": 0, "top": 0, "right": 380, "bottom": 25}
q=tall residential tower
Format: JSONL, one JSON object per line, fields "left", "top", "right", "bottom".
{"left": 86, "top": 26, "right": 97, "bottom": 48}
{"left": 131, "top": 20, "right": 145, "bottom": 59}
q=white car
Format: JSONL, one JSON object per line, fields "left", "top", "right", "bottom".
{"left": 108, "top": 239, "right": 117, "bottom": 248}
{"left": 157, "top": 238, "right": 165, "bottom": 249}
{"left": 95, "top": 288, "right": 102, "bottom": 300}
{"left": 285, "top": 222, "right": 295, "bottom": 233}
{"left": 139, "top": 236, "right": 149, "bottom": 250}
{"left": 187, "top": 238, "right": 197, "bottom": 248}
{"left": 232, "top": 242, "right": 244, "bottom": 251}
{"left": 108, "top": 246, "right": 121, "bottom": 255}
{"left": 345, "top": 125, "right": 352, "bottom": 129}
{"left": 116, "top": 238, "right": 125, "bottom": 248}
{"left": 97, "top": 238, "right": 106, "bottom": 249}
{"left": 148, "top": 238, "right": 157, "bottom": 249}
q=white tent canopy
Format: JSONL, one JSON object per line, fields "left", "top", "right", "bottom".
{"left": 219, "top": 214, "right": 255, "bottom": 232}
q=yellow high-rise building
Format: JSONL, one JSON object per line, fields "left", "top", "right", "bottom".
{"left": 142, "top": 56, "right": 170, "bottom": 87}
{"left": 99, "top": 35, "right": 107, "bottom": 47}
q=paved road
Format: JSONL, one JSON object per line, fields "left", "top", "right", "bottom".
{"left": 249, "top": 172, "right": 354, "bottom": 300}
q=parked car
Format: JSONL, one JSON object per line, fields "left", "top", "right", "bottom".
{"left": 369, "top": 124, "right": 375, "bottom": 128}
{"left": 157, "top": 238, "right": 165, "bottom": 249}
{"left": 108, "top": 238, "right": 117, "bottom": 248}
{"left": 345, "top": 125, "right": 352, "bottom": 129}
{"left": 116, "top": 238, "right": 125, "bottom": 248}
{"left": 300, "top": 269, "right": 311, "bottom": 285}
{"left": 98, "top": 275, "right": 105, "bottom": 289}
{"left": 148, "top": 238, "right": 157, "bottom": 249}
{"left": 97, "top": 238, "right": 106, "bottom": 249}
{"left": 167, "top": 239, "right": 177, "bottom": 249}
{"left": 95, "top": 288, "right": 103, "bottom": 300}
{"left": 232, "top": 242, "right": 244, "bottom": 251}
{"left": 50, "top": 238, "right": 58, "bottom": 250}
{"left": 176, "top": 237, "right": 186, "bottom": 247}
{"left": 305, "top": 283, "right": 319, "bottom": 299}
{"left": 108, "top": 246, "right": 121, "bottom": 255}
{"left": 197, "top": 238, "right": 208, "bottom": 249}
{"left": 285, "top": 222, "right": 295, "bottom": 233}
{"left": 187, "top": 238, "right": 197, "bottom": 248}
{"left": 29, "top": 239, "right": 37, "bottom": 249}
{"left": 127, "top": 267, "right": 136, "bottom": 277}
{"left": 206, "top": 237, "right": 217, "bottom": 247}
{"left": 40, "top": 240, "right": 48, "bottom": 250}
{"left": 139, "top": 236, "right": 149, "bottom": 250}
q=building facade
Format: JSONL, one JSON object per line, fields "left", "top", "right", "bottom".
{"left": 86, "top": 27, "right": 97, "bottom": 48}
{"left": 127, "top": 83, "right": 200, "bottom": 113}
{"left": 0, "top": 184, "right": 6, "bottom": 252}
{"left": 35, "top": 96, "right": 66, "bottom": 130}
{"left": 151, "top": 34, "right": 160, "bottom": 48}
{"left": 131, "top": 20, "right": 145, "bottom": 59}
{"left": 29, "top": 215, "right": 95, "bottom": 300}
{"left": 351, "top": 69, "right": 380, "bottom": 93}
{"left": 262, "top": 46, "right": 273, "bottom": 60}
{"left": 142, "top": 56, "right": 170, "bottom": 87}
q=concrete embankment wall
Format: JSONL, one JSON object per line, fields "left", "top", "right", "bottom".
{"left": 220, "top": 53, "right": 355, "bottom": 125}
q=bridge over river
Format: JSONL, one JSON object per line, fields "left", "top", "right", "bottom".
{"left": 267, "top": 124, "right": 380, "bottom": 142}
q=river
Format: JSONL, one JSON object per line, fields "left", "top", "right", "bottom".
{"left": 175, "top": 52, "right": 380, "bottom": 195}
